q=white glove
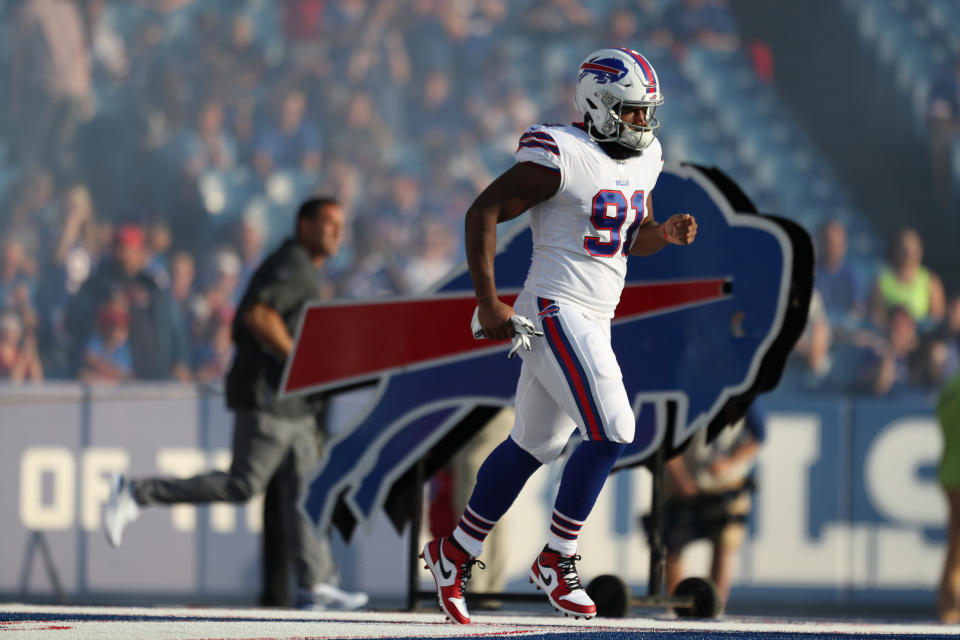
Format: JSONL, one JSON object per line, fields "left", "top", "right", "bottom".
{"left": 471, "top": 307, "right": 544, "bottom": 359}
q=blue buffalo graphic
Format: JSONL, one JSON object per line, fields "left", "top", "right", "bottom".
{"left": 281, "top": 163, "right": 813, "bottom": 538}
{"left": 578, "top": 57, "right": 630, "bottom": 84}
{"left": 538, "top": 303, "right": 561, "bottom": 320}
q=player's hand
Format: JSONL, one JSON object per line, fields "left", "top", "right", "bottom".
{"left": 664, "top": 213, "right": 697, "bottom": 245}
{"left": 478, "top": 299, "right": 517, "bottom": 340}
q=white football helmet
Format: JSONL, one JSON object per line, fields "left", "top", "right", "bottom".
{"left": 574, "top": 47, "right": 664, "bottom": 151}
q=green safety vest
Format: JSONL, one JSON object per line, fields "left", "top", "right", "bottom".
{"left": 877, "top": 266, "right": 931, "bottom": 320}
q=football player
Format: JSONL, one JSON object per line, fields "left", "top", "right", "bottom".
{"left": 421, "top": 47, "right": 697, "bottom": 624}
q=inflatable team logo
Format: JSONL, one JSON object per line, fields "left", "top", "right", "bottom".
{"left": 280, "top": 164, "right": 813, "bottom": 538}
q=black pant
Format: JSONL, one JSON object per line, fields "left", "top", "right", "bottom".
{"left": 260, "top": 472, "right": 290, "bottom": 606}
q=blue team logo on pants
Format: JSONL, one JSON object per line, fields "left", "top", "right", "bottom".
{"left": 537, "top": 303, "right": 560, "bottom": 319}
{"left": 281, "top": 163, "right": 813, "bottom": 539}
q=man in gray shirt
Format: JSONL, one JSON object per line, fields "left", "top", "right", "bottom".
{"left": 103, "top": 197, "right": 367, "bottom": 610}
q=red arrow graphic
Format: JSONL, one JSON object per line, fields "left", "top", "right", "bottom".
{"left": 281, "top": 279, "right": 728, "bottom": 396}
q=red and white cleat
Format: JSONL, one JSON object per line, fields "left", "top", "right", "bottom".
{"left": 529, "top": 546, "right": 597, "bottom": 619}
{"left": 421, "top": 537, "right": 484, "bottom": 625}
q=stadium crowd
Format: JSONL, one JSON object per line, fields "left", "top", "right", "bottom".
{"left": 0, "top": 0, "right": 956, "bottom": 398}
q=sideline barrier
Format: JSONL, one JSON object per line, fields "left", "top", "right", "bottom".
{"left": 0, "top": 384, "right": 943, "bottom": 608}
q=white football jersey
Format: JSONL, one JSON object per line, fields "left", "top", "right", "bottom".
{"left": 515, "top": 123, "right": 664, "bottom": 318}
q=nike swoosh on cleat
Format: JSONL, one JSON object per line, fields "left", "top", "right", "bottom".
{"left": 438, "top": 543, "right": 453, "bottom": 580}
{"left": 538, "top": 563, "right": 553, "bottom": 586}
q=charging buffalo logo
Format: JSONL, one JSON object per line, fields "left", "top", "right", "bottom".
{"left": 281, "top": 164, "right": 813, "bottom": 538}
{"left": 578, "top": 57, "right": 629, "bottom": 84}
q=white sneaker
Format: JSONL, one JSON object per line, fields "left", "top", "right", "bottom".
{"left": 296, "top": 583, "right": 369, "bottom": 610}
{"left": 103, "top": 473, "right": 140, "bottom": 547}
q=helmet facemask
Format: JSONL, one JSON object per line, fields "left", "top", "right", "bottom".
{"left": 594, "top": 92, "right": 663, "bottom": 151}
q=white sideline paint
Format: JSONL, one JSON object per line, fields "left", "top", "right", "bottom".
{"left": 0, "top": 603, "right": 954, "bottom": 639}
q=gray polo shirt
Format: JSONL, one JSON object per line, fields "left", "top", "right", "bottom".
{"left": 226, "top": 238, "right": 321, "bottom": 418}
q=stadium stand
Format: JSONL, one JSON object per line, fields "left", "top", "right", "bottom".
{"left": 0, "top": 0, "right": 955, "bottom": 396}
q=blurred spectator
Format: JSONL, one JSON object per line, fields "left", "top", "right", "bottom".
{"left": 815, "top": 219, "right": 865, "bottom": 324}
{"left": 0, "top": 311, "right": 43, "bottom": 384}
{"left": 345, "top": 1, "right": 411, "bottom": 95}
{"left": 938, "top": 294, "right": 960, "bottom": 355}
{"left": 253, "top": 88, "right": 323, "bottom": 178}
{"left": 144, "top": 218, "right": 174, "bottom": 288}
{"left": 232, "top": 211, "right": 267, "bottom": 292}
{"left": 782, "top": 288, "right": 832, "bottom": 391}
{"left": 5, "top": 0, "right": 93, "bottom": 176}
{"left": 384, "top": 174, "right": 424, "bottom": 233}
{"left": 408, "top": 70, "right": 459, "bottom": 159}
{"left": 396, "top": 218, "right": 457, "bottom": 293}
{"left": 912, "top": 333, "right": 959, "bottom": 392}
{"left": 651, "top": 0, "right": 739, "bottom": 52}
{"left": 868, "top": 228, "right": 946, "bottom": 329}
{"left": 34, "top": 184, "right": 98, "bottom": 376}
{"left": 402, "top": 0, "right": 455, "bottom": 71}
{"left": 329, "top": 91, "right": 395, "bottom": 176}
{"left": 927, "top": 58, "right": 960, "bottom": 207}
{"left": 169, "top": 250, "right": 196, "bottom": 310}
{"left": 85, "top": 0, "right": 130, "bottom": 83}
{"left": 178, "top": 99, "right": 238, "bottom": 179}
{"left": 50, "top": 184, "right": 98, "bottom": 270}
{"left": 607, "top": 6, "right": 642, "bottom": 45}
{"left": 1, "top": 168, "right": 55, "bottom": 266}
{"left": 167, "top": 249, "right": 195, "bottom": 373}
{"left": 93, "top": 219, "right": 115, "bottom": 263}
{"left": 226, "top": 94, "right": 259, "bottom": 168}
{"left": 80, "top": 292, "right": 133, "bottom": 384}
{"left": 192, "top": 305, "right": 234, "bottom": 383}
{"left": 918, "top": 290, "right": 960, "bottom": 390}
{"left": 0, "top": 238, "right": 41, "bottom": 379}
{"left": 213, "top": 14, "right": 268, "bottom": 96}
{"left": 457, "top": 0, "right": 509, "bottom": 77}
{"left": 65, "top": 223, "right": 190, "bottom": 380}
{"left": 523, "top": 0, "right": 596, "bottom": 35}
{"left": 0, "top": 239, "right": 36, "bottom": 314}
{"left": 283, "top": 0, "right": 341, "bottom": 75}
{"left": 141, "top": 66, "right": 190, "bottom": 151}
{"left": 336, "top": 216, "right": 402, "bottom": 298}
{"left": 283, "top": 0, "right": 328, "bottom": 42}
{"left": 855, "top": 306, "right": 921, "bottom": 397}
{"left": 202, "top": 247, "right": 243, "bottom": 318}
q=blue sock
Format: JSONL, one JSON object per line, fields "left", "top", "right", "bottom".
{"left": 452, "top": 436, "right": 541, "bottom": 556}
{"left": 548, "top": 440, "right": 626, "bottom": 555}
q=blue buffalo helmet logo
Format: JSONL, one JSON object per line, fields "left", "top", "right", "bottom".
{"left": 578, "top": 57, "right": 629, "bottom": 84}
{"left": 280, "top": 164, "right": 813, "bottom": 538}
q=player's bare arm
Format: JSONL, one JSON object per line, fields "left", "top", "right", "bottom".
{"left": 465, "top": 161, "right": 560, "bottom": 340}
{"left": 629, "top": 194, "right": 698, "bottom": 255}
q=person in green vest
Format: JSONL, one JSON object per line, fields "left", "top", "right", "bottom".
{"left": 938, "top": 371, "right": 960, "bottom": 623}
{"left": 869, "top": 227, "right": 945, "bottom": 329}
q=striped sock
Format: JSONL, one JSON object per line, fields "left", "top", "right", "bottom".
{"left": 449, "top": 436, "right": 542, "bottom": 558}
{"left": 547, "top": 509, "right": 584, "bottom": 556}
{"left": 547, "top": 440, "right": 626, "bottom": 556}
{"left": 452, "top": 505, "right": 495, "bottom": 558}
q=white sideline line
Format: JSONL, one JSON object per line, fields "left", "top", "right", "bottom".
{"left": 0, "top": 603, "right": 955, "bottom": 639}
